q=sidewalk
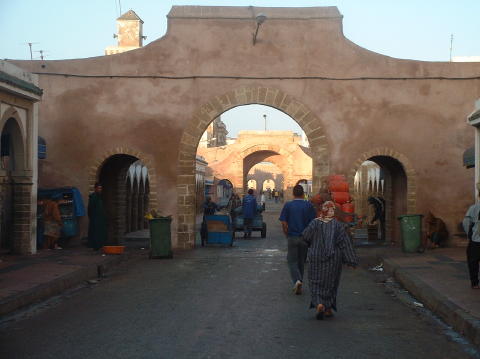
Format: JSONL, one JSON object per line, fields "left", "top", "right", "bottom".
{"left": 359, "top": 246, "right": 480, "bottom": 347}
{"left": 0, "top": 245, "right": 146, "bottom": 317}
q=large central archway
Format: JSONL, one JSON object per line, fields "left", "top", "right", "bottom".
{"left": 176, "top": 86, "right": 329, "bottom": 248}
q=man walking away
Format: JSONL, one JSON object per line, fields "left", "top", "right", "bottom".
{"left": 463, "top": 194, "right": 480, "bottom": 289}
{"left": 279, "top": 185, "right": 316, "bottom": 294}
{"left": 242, "top": 189, "right": 257, "bottom": 238}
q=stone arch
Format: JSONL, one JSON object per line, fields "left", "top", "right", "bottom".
{"left": 88, "top": 147, "right": 157, "bottom": 210}
{"left": 0, "top": 107, "right": 27, "bottom": 142}
{"left": 177, "top": 86, "right": 329, "bottom": 248}
{"left": 348, "top": 147, "right": 417, "bottom": 214}
{"left": 0, "top": 107, "right": 27, "bottom": 172}
{"left": 0, "top": 107, "right": 30, "bottom": 254}
{"left": 247, "top": 179, "right": 257, "bottom": 189}
{"left": 262, "top": 179, "right": 276, "bottom": 191}
{"left": 233, "top": 144, "right": 293, "bottom": 192}
{"left": 88, "top": 148, "right": 158, "bottom": 243}
{"left": 247, "top": 162, "right": 284, "bottom": 192}
{"left": 348, "top": 148, "right": 416, "bottom": 244}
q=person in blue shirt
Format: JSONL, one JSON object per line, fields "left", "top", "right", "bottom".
{"left": 279, "top": 184, "right": 316, "bottom": 295}
{"left": 242, "top": 189, "right": 257, "bottom": 238}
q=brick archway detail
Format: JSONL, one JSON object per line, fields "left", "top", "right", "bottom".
{"left": 347, "top": 147, "right": 417, "bottom": 214}
{"left": 177, "top": 85, "right": 329, "bottom": 248}
{"left": 233, "top": 144, "right": 293, "bottom": 191}
{"left": 88, "top": 147, "right": 158, "bottom": 209}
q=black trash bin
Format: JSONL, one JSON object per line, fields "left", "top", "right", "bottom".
{"left": 149, "top": 217, "right": 173, "bottom": 259}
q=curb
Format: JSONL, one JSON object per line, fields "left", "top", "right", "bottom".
{"left": 382, "top": 257, "right": 480, "bottom": 348}
{"left": 0, "top": 251, "right": 136, "bottom": 317}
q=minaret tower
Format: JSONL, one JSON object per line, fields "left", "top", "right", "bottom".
{"left": 105, "top": 10, "right": 144, "bottom": 55}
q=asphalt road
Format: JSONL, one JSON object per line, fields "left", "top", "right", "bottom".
{"left": 0, "top": 201, "right": 476, "bottom": 358}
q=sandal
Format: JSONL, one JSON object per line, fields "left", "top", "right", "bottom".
{"left": 316, "top": 304, "right": 325, "bottom": 320}
{"left": 325, "top": 309, "right": 334, "bottom": 318}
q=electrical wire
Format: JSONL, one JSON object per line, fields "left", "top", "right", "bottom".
{"left": 30, "top": 72, "right": 480, "bottom": 81}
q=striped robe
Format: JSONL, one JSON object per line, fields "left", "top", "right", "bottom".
{"left": 302, "top": 218, "right": 359, "bottom": 311}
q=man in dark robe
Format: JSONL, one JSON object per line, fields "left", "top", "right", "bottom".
{"left": 88, "top": 183, "right": 107, "bottom": 250}
{"left": 368, "top": 196, "right": 386, "bottom": 241}
{"left": 303, "top": 201, "right": 359, "bottom": 319}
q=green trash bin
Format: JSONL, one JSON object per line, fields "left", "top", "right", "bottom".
{"left": 149, "top": 217, "right": 173, "bottom": 259}
{"left": 398, "top": 214, "right": 423, "bottom": 253}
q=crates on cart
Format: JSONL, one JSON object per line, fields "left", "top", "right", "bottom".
{"left": 205, "top": 214, "right": 233, "bottom": 246}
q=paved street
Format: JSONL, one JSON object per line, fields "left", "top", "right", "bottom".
{"left": 0, "top": 201, "right": 477, "bottom": 358}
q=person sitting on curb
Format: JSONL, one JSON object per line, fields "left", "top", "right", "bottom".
{"left": 423, "top": 211, "right": 448, "bottom": 249}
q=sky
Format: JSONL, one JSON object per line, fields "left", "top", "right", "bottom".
{"left": 2, "top": 0, "right": 479, "bottom": 136}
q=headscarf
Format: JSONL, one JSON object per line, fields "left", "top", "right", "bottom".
{"left": 318, "top": 200, "right": 335, "bottom": 223}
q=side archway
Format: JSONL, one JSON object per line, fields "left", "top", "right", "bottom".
{"left": 348, "top": 148, "right": 417, "bottom": 244}
{"left": 0, "top": 109, "right": 29, "bottom": 253}
{"left": 88, "top": 147, "right": 157, "bottom": 197}
{"left": 88, "top": 148, "right": 158, "bottom": 243}
{"left": 177, "top": 86, "right": 329, "bottom": 248}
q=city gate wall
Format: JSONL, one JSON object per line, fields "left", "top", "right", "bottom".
{"left": 9, "top": 6, "right": 480, "bottom": 248}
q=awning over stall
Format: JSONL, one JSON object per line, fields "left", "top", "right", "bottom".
{"left": 464, "top": 146, "right": 475, "bottom": 168}
{"left": 38, "top": 136, "right": 46, "bottom": 159}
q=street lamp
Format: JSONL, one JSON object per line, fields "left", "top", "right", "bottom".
{"left": 263, "top": 114, "right": 267, "bottom": 131}
{"left": 253, "top": 13, "right": 267, "bottom": 45}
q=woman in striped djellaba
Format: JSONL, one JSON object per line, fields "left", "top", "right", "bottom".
{"left": 302, "top": 201, "right": 359, "bottom": 320}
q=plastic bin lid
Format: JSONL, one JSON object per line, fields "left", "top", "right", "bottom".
{"left": 149, "top": 216, "right": 172, "bottom": 221}
{"left": 397, "top": 214, "right": 424, "bottom": 219}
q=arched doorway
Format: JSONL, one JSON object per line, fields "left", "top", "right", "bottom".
{"left": 247, "top": 161, "right": 284, "bottom": 195}
{"left": 178, "top": 86, "right": 329, "bottom": 249}
{"left": 243, "top": 151, "right": 287, "bottom": 193}
{"left": 97, "top": 155, "right": 150, "bottom": 244}
{"left": 0, "top": 117, "right": 26, "bottom": 253}
{"left": 353, "top": 156, "right": 409, "bottom": 244}
{"left": 247, "top": 179, "right": 257, "bottom": 190}
{"left": 262, "top": 179, "right": 275, "bottom": 191}
{"left": 216, "top": 179, "right": 233, "bottom": 207}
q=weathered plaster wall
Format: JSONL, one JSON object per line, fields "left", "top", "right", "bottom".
{"left": 9, "top": 6, "right": 480, "bottom": 247}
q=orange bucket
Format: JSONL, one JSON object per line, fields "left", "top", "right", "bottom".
{"left": 331, "top": 192, "right": 351, "bottom": 205}
{"left": 102, "top": 246, "right": 125, "bottom": 254}
{"left": 328, "top": 181, "right": 349, "bottom": 192}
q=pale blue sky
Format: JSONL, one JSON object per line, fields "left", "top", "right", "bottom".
{"left": 3, "top": 0, "right": 479, "bottom": 61}
{"left": 221, "top": 105, "right": 302, "bottom": 138}
{"left": 2, "top": 1, "right": 479, "bottom": 136}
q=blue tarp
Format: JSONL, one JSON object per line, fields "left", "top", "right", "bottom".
{"left": 38, "top": 187, "right": 86, "bottom": 217}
